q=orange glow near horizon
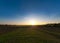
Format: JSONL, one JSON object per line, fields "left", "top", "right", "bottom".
{"left": 2, "top": 14, "right": 48, "bottom": 25}
{"left": 16, "top": 19, "right": 47, "bottom": 25}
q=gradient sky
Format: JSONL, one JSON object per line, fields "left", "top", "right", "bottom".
{"left": 0, "top": 0, "right": 60, "bottom": 25}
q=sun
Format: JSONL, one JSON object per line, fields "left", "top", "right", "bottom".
{"left": 29, "top": 20, "right": 37, "bottom": 25}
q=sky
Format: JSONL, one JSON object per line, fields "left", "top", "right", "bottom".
{"left": 0, "top": 0, "right": 60, "bottom": 25}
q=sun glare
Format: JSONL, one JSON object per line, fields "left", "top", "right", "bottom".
{"left": 29, "top": 20, "right": 37, "bottom": 25}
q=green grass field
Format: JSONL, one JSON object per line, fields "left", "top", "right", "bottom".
{"left": 0, "top": 24, "right": 60, "bottom": 43}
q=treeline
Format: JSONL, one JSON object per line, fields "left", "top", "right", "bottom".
{"left": 39, "top": 23, "right": 60, "bottom": 33}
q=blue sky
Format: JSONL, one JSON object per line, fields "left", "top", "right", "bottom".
{"left": 0, "top": 0, "right": 60, "bottom": 25}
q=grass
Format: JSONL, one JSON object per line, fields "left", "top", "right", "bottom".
{"left": 0, "top": 24, "right": 60, "bottom": 43}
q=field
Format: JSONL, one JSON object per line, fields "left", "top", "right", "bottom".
{"left": 0, "top": 24, "right": 60, "bottom": 43}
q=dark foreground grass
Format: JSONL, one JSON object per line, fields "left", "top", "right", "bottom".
{"left": 0, "top": 24, "right": 60, "bottom": 43}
